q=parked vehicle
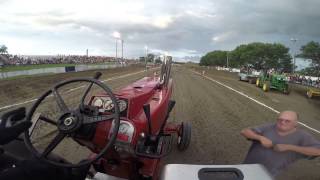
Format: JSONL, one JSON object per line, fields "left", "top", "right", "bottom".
{"left": 238, "top": 66, "right": 259, "bottom": 84}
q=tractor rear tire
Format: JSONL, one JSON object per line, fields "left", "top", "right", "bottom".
{"left": 284, "top": 86, "right": 291, "bottom": 95}
{"left": 263, "top": 82, "right": 270, "bottom": 92}
{"left": 256, "top": 78, "right": 260, "bottom": 87}
{"left": 177, "top": 122, "right": 191, "bottom": 151}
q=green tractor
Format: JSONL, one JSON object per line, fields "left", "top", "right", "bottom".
{"left": 256, "top": 73, "right": 290, "bottom": 94}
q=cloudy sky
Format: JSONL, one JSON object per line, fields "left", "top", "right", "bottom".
{"left": 1, "top": 0, "right": 320, "bottom": 60}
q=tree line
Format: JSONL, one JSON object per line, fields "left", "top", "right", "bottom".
{"left": 200, "top": 41, "right": 320, "bottom": 76}
{"left": 139, "top": 54, "right": 162, "bottom": 64}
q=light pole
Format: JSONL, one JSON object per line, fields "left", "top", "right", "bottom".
{"left": 121, "top": 39, "right": 124, "bottom": 64}
{"left": 113, "top": 31, "right": 121, "bottom": 64}
{"left": 291, "top": 38, "right": 298, "bottom": 73}
{"left": 115, "top": 39, "right": 118, "bottom": 63}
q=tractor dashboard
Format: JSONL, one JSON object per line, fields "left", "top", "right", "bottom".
{"left": 91, "top": 96, "right": 128, "bottom": 118}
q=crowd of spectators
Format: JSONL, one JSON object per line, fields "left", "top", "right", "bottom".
{"left": 1, "top": 54, "right": 128, "bottom": 66}
{"left": 217, "top": 66, "right": 320, "bottom": 88}
{"left": 288, "top": 75, "right": 320, "bottom": 88}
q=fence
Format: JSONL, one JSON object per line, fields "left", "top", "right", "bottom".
{"left": 0, "top": 64, "right": 123, "bottom": 79}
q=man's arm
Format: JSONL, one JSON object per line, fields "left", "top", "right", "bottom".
{"left": 274, "top": 144, "right": 320, "bottom": 156}
{"left": 241, "top": 128, "right": 273, "bottom": 148}
{"left": 274, "top": 130, "right": 320, "bottom": 156}
{"left": 290, "top": 145, "right": 320, "bottom": 156}
{"left": 241, "top": 128, "right": 263, "bottom": 141}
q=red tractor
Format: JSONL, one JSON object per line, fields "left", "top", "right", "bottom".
{"left": 23, "top": 58, "right": 192, "bottom": 180}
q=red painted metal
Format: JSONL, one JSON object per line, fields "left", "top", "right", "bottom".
{"left": 86, "top": 75, "right": 180, "bottom": 180}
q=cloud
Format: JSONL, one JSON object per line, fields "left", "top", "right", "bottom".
{"left": 0, "top": 0, "right": 9, "bottom": 5}
{"left": 152, "top": 16, "right": 174, "bottom": 29}
{"left": 212, "top": 32, "right": 237, "bottom": 43}
{"left": 1, "top": 0, "right": 320, "bottom": 59}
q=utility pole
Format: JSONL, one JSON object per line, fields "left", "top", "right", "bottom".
{"left": 226, "top": 52, "right": 229, "bottom": 68}
{"left": 86, "top": 49, "right": 89, "bottom": 63}
{"left": 145, "top": 46, "right": 148, "bottom": 71}
{"left": 291, "top": 38, "right": 298, "bottom": 73}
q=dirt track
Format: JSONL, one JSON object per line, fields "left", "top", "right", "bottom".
{"left": 1, "top": 65, "right": 320, "bottom": 179}
{"left": 165, "top": 66, "right": 320, "bottom": 180}
{"left": 0, "top": 65, "right": 146, "bottom": 108}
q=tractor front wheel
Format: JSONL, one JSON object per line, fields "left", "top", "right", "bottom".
{"left": 307, "top": 90, "right": 313, "bottom": 98}
{"left": 177, "top": 122, "right": 191, "bottom": 151}
{"left": 256, "top": 78, "right": 260, "bottom": 87}
{"left": 263, "top": 82, "right": 270, "bottom": 92}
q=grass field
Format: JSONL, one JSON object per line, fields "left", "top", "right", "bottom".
{"left": 0, "top": 62, "right": 115, "bottom": 72}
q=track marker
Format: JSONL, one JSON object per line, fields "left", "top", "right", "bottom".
{"left": 0, "top": 68, "right": 156, "bottom": 111}
{"left": 192, "top": 70, "right": 320, "bottom": 134}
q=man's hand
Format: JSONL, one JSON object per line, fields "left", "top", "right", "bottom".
{"left": 273, "top": 144, "right": 293, "bottom": 152}
{"left": 259, "top": 136, "right": 273, "bottom": 148}
{"left": 241, "top": 128, "right": 273, "bottom": 148}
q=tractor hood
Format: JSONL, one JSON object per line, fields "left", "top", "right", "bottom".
{"left": 116, "top": 77, "right": 160, "bottom": 119}
{"left": 117, "top": 77, "right": 159, "bottom": 97}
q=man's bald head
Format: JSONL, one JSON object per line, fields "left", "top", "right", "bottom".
{"left": 279, "top": 111, "right": 299, "bottom": 121}
{"left": 276, "top": 111, "right": 299, "bottom": 133}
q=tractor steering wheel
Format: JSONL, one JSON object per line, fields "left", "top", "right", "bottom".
{"left": 24, "top": 78, "right": 120, "bottom": 168}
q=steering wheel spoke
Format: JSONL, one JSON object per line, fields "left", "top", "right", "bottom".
{"left": 39, "top": 115, "right": 57, "bottom": 125}
{"left": 82, "top": 114, "right": 116, "bottom": 124}
{"left": 41, "top": 132, "right": 66, "bottom": 158}
{"left": 52, "top": 88, "right": 70, "bottom": 113}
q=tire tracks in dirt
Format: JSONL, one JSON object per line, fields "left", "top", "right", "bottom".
{"left": 164, "top": 66, "right": 320, "bottom": 180}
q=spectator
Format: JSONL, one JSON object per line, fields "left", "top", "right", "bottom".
{"left": 241, "top": 111, "right": 320, "bottom": 176}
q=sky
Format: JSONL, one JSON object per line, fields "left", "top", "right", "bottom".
{"left": 1, "top": 0, "right": 320, "bottom": 61}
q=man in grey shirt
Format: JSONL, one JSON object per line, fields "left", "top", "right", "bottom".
{"left": 241, "top": 111, "right": 320, "bottom": 176}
